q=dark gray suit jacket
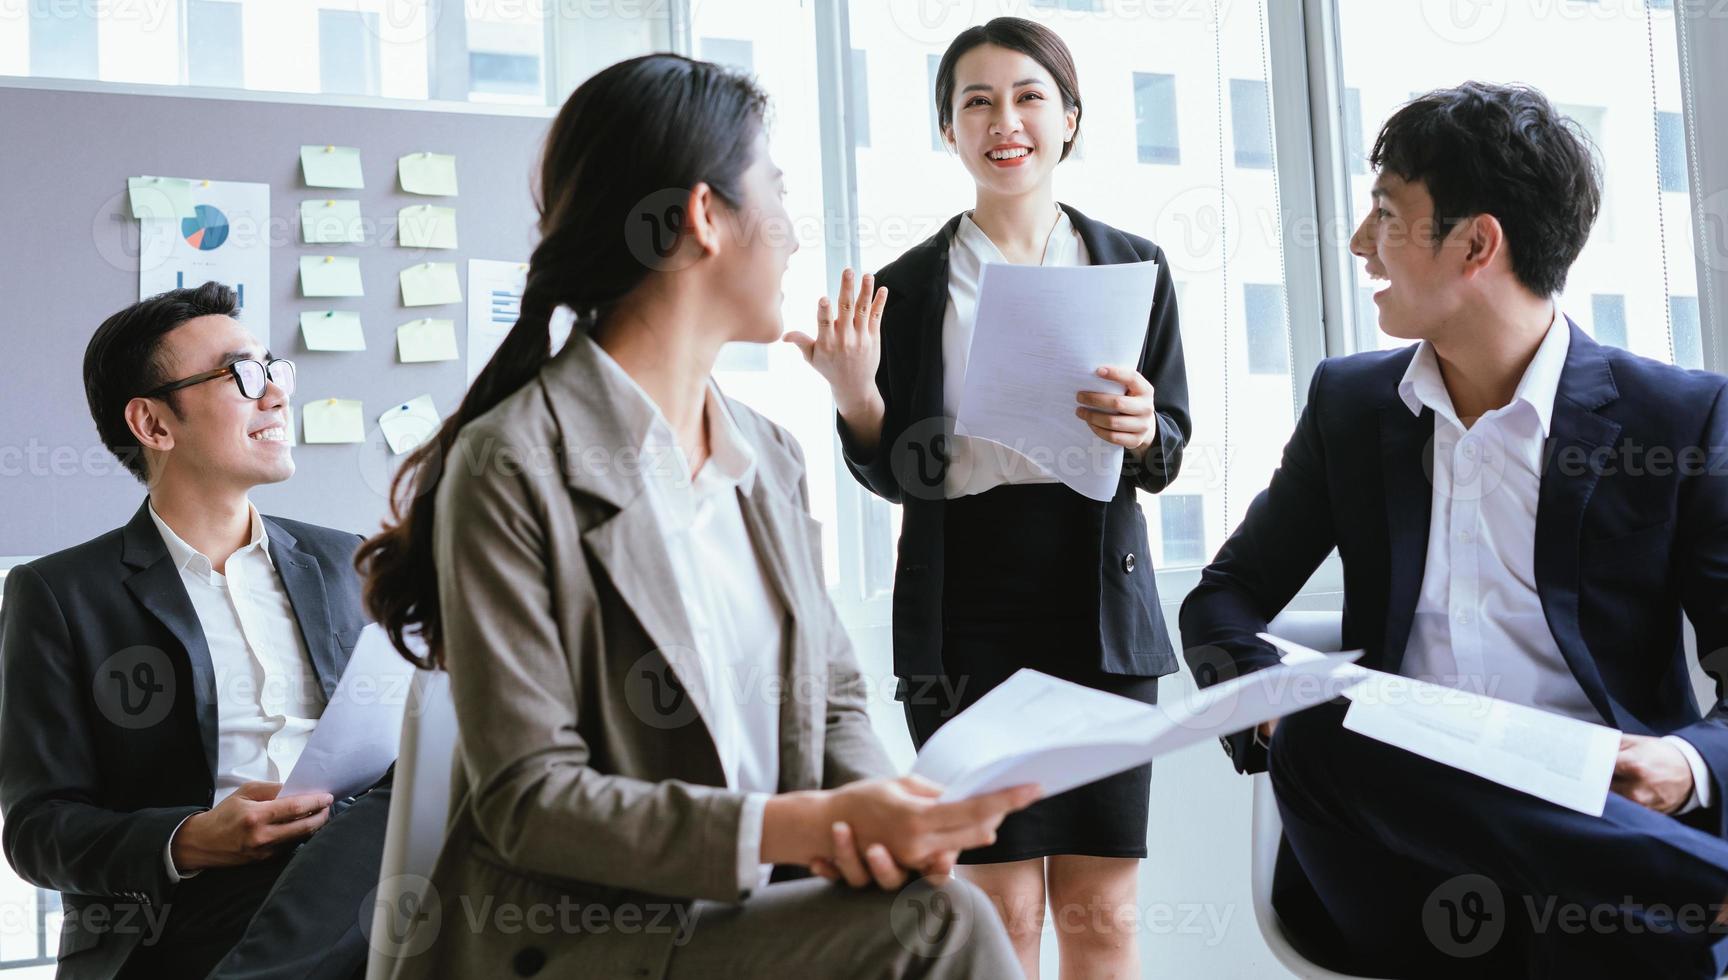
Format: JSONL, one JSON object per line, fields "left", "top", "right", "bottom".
{"left": 0, "top": 502, "right": 369, "bottom": 979}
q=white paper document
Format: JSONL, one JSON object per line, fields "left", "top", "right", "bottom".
{"left": 282, "top": 624, "right": 421, "bottom": 799}
{"left": 954, "top": 260, "right": 1160, "bottom": 502}
{"left": 911, "top": 651, "right": 1365, "bottom": 802}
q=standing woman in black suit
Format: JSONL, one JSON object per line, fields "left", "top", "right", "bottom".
{"left": 786, "top": 16, "right": 1191, "bottom": 979}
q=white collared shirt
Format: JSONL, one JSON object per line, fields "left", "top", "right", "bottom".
{"left": 591, "top": 341, "right": 785, "bottom": 894}
{"left": 1397, "top": 309, "right": 1711, "bottom": 811}
{"left": 940, "top": 208, "right": 1091, "bottom": 498}
{"left": 148, "top": 502, "right": 324, "bottom": 879}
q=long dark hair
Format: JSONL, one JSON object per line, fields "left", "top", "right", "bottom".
{"left": 357, "top": 54, "right": 769, "bottom": 668}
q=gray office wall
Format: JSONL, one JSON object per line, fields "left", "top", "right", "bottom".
{"left": 0, "top": 84, "right": 551, "bottom": 556}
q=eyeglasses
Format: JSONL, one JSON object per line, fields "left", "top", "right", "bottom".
{"left": 139, "top": 358, "right": 297, "bottom": 401}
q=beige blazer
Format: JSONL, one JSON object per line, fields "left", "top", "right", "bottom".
{"left": 387, "top": 332, "right": 895, "bottom": 980}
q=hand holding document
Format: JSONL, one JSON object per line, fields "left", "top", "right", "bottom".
{"left": 1260, "top": 634, "right": 1621, "bottom": 816}
{"left": 955, "top": 260, "right": 1160, "bottom": 502}
{"left": 282, "top": 624, "right": 420, "bottom": 799}
{"left": 911, "top": 651, "right": 1365, "bottom": 802}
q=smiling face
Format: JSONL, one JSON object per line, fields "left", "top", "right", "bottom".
{"left": 1349, "top": 172, "right": 1478, "bottom": 343}
{"left": 134, "top": 314, "right": 293, "bottom": 490}
{"left": 706, "top": 129, "right": 798, "bottom": 345}
{"left": 943, "top": 44, "right": 1077, "bottom": 197}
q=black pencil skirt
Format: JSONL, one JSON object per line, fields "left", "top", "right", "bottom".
{"left": 901, "top": 481, "right": 1159, "bottom": 865}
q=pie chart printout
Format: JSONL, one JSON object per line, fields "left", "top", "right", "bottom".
{"left": 181, "top": 204, "right": 230, "bottom": 251}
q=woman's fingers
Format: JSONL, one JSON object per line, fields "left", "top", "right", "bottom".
{"left": 1076, "top": 405, "right": 1145, "bottom": 432}
{"left": 853, "top": 274, "right": 875, "bottom": 331}
{"left": 830, "top": 822, "right": 871, "bottom": 888}
{"left": 865, "top": 843, "right": 908, "bottom": 891}
{"left": 1096, "top": 364, "right": 1153, "bottom": 396}
{"left": 783, "top": 331, "right": 815, "bottom": 362}
{"left": 868, "top": 286, "right": 888, "bottom": 337}
{"left": 809, "top": 857, "right": 840, "bottom": 883}
{"left": 834, "top": 269, "right": 856, "bottom": 329}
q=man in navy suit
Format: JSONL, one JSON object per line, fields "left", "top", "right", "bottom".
{"left": 0, "top": 283, "right": 389, "bottom": 979}
{"left": 1181, "top": 82, "right": 1728, "bottom": 977}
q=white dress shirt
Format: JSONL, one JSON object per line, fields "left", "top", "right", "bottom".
{"left": 592, "top": 344, "right": 785, "bottom": 894}
{"left": 1397, "top": 308, "right": 1711, "bottom": 812}
{"left": 149, "top": 502, "right": 324, "bottom": 880}
{"left": 940, "top": 208, "right": 1091, "bottom": 498}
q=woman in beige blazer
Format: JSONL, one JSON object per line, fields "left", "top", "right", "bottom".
{"left": 355, "top": 54, "right": 1038, "bottom": 979}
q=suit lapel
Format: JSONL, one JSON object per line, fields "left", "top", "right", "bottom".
{"left": 1379, "top": 399, "right": 1434, "bottom": 674}
{"left": 736, "top": 478, "right": 821, "bottom": 792}
{"left": 265, "top": 521, "right": 342, "bottom": 701}
{"left": 120, "top": 503, "right": 219, "bottom": 781}
{"left": 1535, "top": 325, "right": 1622, "bottom": 724}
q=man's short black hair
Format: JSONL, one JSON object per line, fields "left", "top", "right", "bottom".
{"left": 83, "top": 281, "right": 240, "bottom": 484}
{"left": 1371, "top": 81, "right": 1601, "bottom": 297}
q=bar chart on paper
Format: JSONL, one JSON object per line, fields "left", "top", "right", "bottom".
{"left": 465, "top": 258, "right": 572, "bottom": 387}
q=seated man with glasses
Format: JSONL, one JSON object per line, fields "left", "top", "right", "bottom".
{"left": 0, "top": 282, "right": 390, "bottom": 980}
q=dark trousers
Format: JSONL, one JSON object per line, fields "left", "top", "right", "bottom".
{"left": 117, "top": 780, "right": 391, "bottom": 980}
{"left": 1270, "top": 700, "right": 1728, "bottom": 979}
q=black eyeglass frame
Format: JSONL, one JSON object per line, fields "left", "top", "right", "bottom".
{"left": 137, "top": 357, "right": 297, "bottom": 401}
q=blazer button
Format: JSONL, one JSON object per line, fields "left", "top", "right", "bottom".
{"left": 513, "top": 947, "right": 546, "bottom": 977}
{"left": 1121, "top": 553, "right": 1136, "bottom": 573}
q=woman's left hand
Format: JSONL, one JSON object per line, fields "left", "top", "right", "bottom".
{"left": 1077, "top": 365, "right": 1157, "bottom": 452}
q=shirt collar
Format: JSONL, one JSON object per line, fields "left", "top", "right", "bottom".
{"left": 957, "top": 206, "right": 1074, "bottom": 266}
{"left": 147, "top": 500, "right": 271, "bottom": 576}
{"left": 589, "top": 338, "right": 758, "bottom": 496}
{"left": 1397, "top": 305, "right": 1570, "bottom": 437}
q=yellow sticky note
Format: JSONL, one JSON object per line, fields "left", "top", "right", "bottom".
{"left": 128, "top": 176, "right": 196, "bottom": 220}
{"left": 300, "top": 255, "right": 364, "bottom": 298}
{"left": 302, "top": 399, "right": 365, "bottom": 444}
{"left": 396, "top": 318, "right": 459, "bottom": 363}
{"left": 300, "top": 199, "right": 365, "bottom": 245}
{"left": 300, "top": 145, "right": 364, "bottom": 189}
{"left": 378, "top": 395, "right": 442, "bottom": 455}
{"left": 398, "top": 262, "right": 461, "bottom": 307}
{"left": 398, "top": 152, "right": 458, "bottom": 196}
{"left": 299, "top": 311, "right": 366, "bottom": 352}
{"left": 397, "top": 205, "right": 458, "bottom": 249}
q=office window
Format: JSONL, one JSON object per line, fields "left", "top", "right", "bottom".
{"left": 928, "top": 53, "right": 945, "bottom": 152}
{"left": 465, "top": 16, "right": 542, "bottom": 104}
{"left": 1229, "top": 78, "right": 1274, "bottom": 169}
{"left": 1343, "top": 87, "right": 1366, "bottom": 174}
{"left": 1244, "top": 284, "right": 1289, "bottom": 375}
{"left": 318, "top": 10, "right": 381, "bottom": 98}
{"left": 187, "top": 1, "right": 243, "bottom": 89}
{"left": 1160, "top": 495, "right": 1207, "bottom": 566}
{"left": 1671, "top": 296, "right": 1703, "bottom": 369}
{"left": 1133, "top": 72, "right": 1180, "bottom": 165}
{"left": 1657, "top": 111, "right": 1688, "bottom": 192}
{"left": 700, "top": 37, "right": 754, "bottom": 74}
{"left": 850, "top": 49, "right": 871, "bottom": 148}
{"left": 27, "top": 0, "right": 97, "bottom": 79}
{"left": 1591, "top": 294, "right": 1628, "bottom": 349}
{"left": 1033, "top": 0, "right": 1104, "bottom": 10}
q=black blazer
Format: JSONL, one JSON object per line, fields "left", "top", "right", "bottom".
{"left": 1179, "top": 324, "right": 1728, "bottom": 835}
{"left": 0, "top": 501, "right": 370, "bottom": 977}
{"left": 839, "top": 204, "right": 1192, "bottom": 684}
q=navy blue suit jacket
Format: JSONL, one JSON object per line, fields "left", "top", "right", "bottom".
{"left": 1180, "top": 323, "right": 1728, "bottom": 834}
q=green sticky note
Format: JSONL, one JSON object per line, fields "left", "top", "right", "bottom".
{"left": 301, "top": 145, "right": 364, "bottom": 189}
{"left": 301, "top": 199, "right": 365, "bottom": 244}
{"left": 128, "top": 176, "right": 196, "bottom": 220}
{"left": 396, "top": 318, "right": 459, "bottom": 363}
{"left": 398, "top": 152, "right": 458, "bottom": 196}
{"left": 397, "top": 205, "right": 458, "bottom": 249}
{"left": 300, "top": 256, "right": 365, "bottom": 298}
{"left": 302, "top": 399, "right": 365, "bottom": 444}
{"left": 398, "top": 262, "right": 461, "bottom": 307}
{"left": 300, "top": 311, "right": 366, "bottom": 351}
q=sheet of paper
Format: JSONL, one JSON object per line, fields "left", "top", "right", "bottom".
{"left": 397, "top": 318, "right": 458, "bottom": 362}
{"left": 282, "top": 624, "right": 422, "bottom": 799}
{"left": 300, "top": 310, "right": 366, "bottom": 352}
{"left": 912, "top": 652, "right": 1365, "bottom": 802}
{"left": 955, "top": 260, "right": 1160, "bottom": 502}
{"left": 301, "top": 255, "right": 364, "bottom": 298}
{"left": 398, "top": 152, "right": 458, "bottom": 196}
{"left": 1341, "top": 669, "right": 1621, "bottom": 816}
{"left": 300, "top": 145, "right": 364, "bottom": 189}
{"left": 302, "top": 398, "right": 365, "bottom": 444}
{"left": 466, "top": 259, "right": 525, "bottom": 385}
{"left": 127, "top": 176, "right": 195, "bottom": 220}
{"left": 301, "top": 199, "right": 365, "bottom": 244}
{"left": 137, "top": 179, "right": 272, "bottom": 339}
{"left": 398, "top": 205, "right": 458, "bottom": 249}
{"left": 399, "top": 261, "right": 461, "bottom": 306}
{"left": 378, "top": 395, "right": 442, "bottom": 455}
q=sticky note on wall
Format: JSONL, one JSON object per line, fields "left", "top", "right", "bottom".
{"left": 301, "top": 199, "right": 365, "bottom": 245}
{"left": 128, "top": 176, "right": 196, "bottom": 220}
{"left": 300, "top": 311, "right": 366, "bottom": 351}
{"left": 397, "top": 318, "right": 458, "bottom": 362}
{"left": 399, "top": 262, "right": 461, "bottom": 306}
{"left": 378, "top": 395, "right": 442, "bottom": 455}
{"left": 302, "top": 399, "right": 365, "bottom": 444}
{"left": 398, "top": 152, "right": 458, "bottom": 196}
{"left": 301, "top": 256, "right": 364, "bottom": 297}
{"left": 301, "top": 145, "right": 364, "bottom": 189}
{"left": 397, "top": 205, "right": 458, "bottom": 249}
